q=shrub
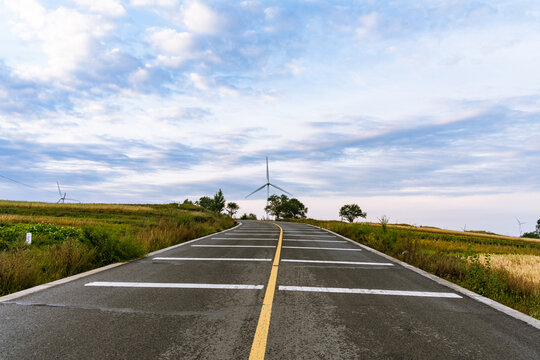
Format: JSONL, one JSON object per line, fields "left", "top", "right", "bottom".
{"left": 81, "top": 227, "right": 144, "bottom": 265}
{"left": 0, "top": 249, "right": 41, "bottom": 295}
{"left": 240, "top": 213, "right": 257, "bottom": 220}
{"left": 44, "top": 240, "right": 94, "bottom": 279}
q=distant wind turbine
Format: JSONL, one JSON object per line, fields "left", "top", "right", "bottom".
{"left": 56, "top": 181, "right": 79, "bottom": 203}
{"left": 245, "top": 157, "right": 292, "bottom": 220}
{"left": 516, "top": 217, "right": 526, "bottom": 237}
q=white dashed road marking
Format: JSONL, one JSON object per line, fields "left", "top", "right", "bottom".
{"left": 85, "top": 282, "right": 264, "bottom": 290}
{"left": 282, "top": 246, "right": 362, "bottom": 251}
{"left": 152, "top": 257, "right": 272, "bottom": 262}
{"left": 278, "top": 286, "right": 462, "bottom": 298}
{"left": 211, "top": 237, "right": 277, "bottom": 241}
{"left": 192, "top": 244, "right": 276, "bottom": 248}
{"left": 283, "top": 239, "right": 347, "bottom": 243}
{"left": 281, "top": 259, "right": 394, "bottom": 266}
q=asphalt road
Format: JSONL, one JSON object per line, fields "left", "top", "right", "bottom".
{"left": 1, "top": 220, "right": 539, "bottom": 359}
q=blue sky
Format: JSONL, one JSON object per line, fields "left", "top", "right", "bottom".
{"left": 1, "top": 0, "right": 539, "bottom": 236}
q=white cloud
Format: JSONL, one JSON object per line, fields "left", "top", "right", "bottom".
{"left": 129, "top": 67, "right": 150, "bottom": 85}
{"left": 189, "top": 73, "right": 209, "bottom": 90}
{"left": 4, "top": 0, "right": 46, "bottom": 39}
{"left": 148, "top": 27, "right": 194, "bottom": 54}
{"left": 285, "top": 59, "right": 304, "bottom": 76}
{"left": 356, "top": 12, "right": 378, "bottom": 39}
{"left": 218, "top": 86, "right": 239, "bottom": 98}
{"left": 264, "top": 7, "right": 280, "bottom": 19}
{"left": 74, "top": 0, "right": 126, "bottom": 17}
{"left": 4, "top": 2, "right": 114, "bottom": 82}
{"left": 130, "top": 0, "right": 178, "bottom": 7}
{"left": 182, "top": 1, "right": 223, "bottom": 35}
{"left": 147, "top": 27, "right": 196, "bottom": 66}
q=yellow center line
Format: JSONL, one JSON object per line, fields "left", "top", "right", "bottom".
{"left": 249, "top": 223, "right": 283, "bottom": 360}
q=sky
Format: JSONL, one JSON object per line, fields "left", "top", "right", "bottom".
{"left": 0, "top": 0, "right": 539, "bottom": 236}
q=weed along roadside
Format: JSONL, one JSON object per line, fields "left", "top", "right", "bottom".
{"left": 295, "top": 219, "right": 540, "bottom": 320}
{"left": 0, "top": 201, "right": 235, "bottom": 297}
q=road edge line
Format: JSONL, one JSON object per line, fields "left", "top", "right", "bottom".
{"left": 307, "top": 223, "right": 540, "bottom": 330}
{"left": 0, "top": 263, "right": 125, "bottom": 303}
{"left": 0, "top": 221, "right": 243, "bottom": 303}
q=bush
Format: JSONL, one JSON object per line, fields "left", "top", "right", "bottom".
{"left": 0, "top": 223, "right": 82, "bottom": 250}
{"left": 0, "top": 249, "right": 41, "bottom": 295}
{"left": 45, "top": 240, "right": 94, "bottom": 278}
{"left": 463, "top": 253, "right": 507, "bottom": 297}
{"left": 81, "top": 227, "right": 144, "bottom": 266}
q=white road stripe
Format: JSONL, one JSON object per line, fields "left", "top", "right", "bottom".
{"left": 281, "top": 259, "right": 394, "bottom": 266}
{"left": 282, "top": 246, "right": 362, "bottom": 251}
{"left": 284, "top": 239, "right": 346, "bottom": 243}
{"left": 192, "top": 244, "right": 276, "bottom": 248}
{"left": 231, "top": 232, "right": 279, "bottom": 234}
{"left": 211, "top": 237, "right": 277, "bottom": 240}
{"left": 284, "top": 232, "right": 331, "bottom": 234}
{"left": 152, "top": 257, "right": 272, "bottom": 262}
{"left": 284, "top": 231, "right": 329, "bottom": 233}
{"left": 285, "top": 234, "right": 335, "bottom": 236}
{"left": 278, "top": 286, "right": 462, "bottom": 298}
{"left": 85, "top": 282, "right": 264, "bottom": 289}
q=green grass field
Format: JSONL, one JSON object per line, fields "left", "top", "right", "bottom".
{"left": 0, "top": 201, "right": 235, "bottom": 296}
{"left": 296, "top": 219, "right": 540, "bottom": 320}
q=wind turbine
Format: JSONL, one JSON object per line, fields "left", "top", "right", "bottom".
{"left": 245, "top": 157, "right": 292, "bottom": 220}
{"left": 56, "top": 181, "right": 79, "bottom": 203}
{"left": 516, "top": 217, "right": 526, "bottom": 237}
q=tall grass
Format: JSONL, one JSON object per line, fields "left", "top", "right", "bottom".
{"left": 296, "top": 219, "right": 540, "bottom": 320}
{"left": 0, "top": 202, "right": 235, "bottom": 296}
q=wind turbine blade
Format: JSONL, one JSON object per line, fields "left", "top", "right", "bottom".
{"left": 269, "top": 183, "right": 292, "bottom": 196}
{"left": 57, "top": 181, "right": 62, "bottom": 196}
{"left": 245, "top": 184, "right": 267, "bottom": 198}
{"left": 266, "top": 156, "right": 269, "bottom": 182}
{"left": 66, "top": 198, "right": 80, "bottom": 202}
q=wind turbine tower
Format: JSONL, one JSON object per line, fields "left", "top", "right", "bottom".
{"left": 56, "top": 181, "right": 79, "bottom": 204}
{"left": 516, "top": 217, "right": 527, "bottom": 237}
{"left": 245, "top": 157, "right": 292, "bottom": 220}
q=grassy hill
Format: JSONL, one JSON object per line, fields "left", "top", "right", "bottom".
{"left": 0, "top": 201, "right": 235, "bottom": 296}
{"left": 296, "top": 219, "right": 540, "bottom": 320}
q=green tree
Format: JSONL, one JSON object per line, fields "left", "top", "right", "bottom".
{"left": 523, "top": 218, "right": 540, "bottom": 239}
{"left": 240, "top": 213, "right": 257, "bottom": 220}
{"left": 226, "top": 202, "right": 240, "bottom": 217}
{"left": 265, "top": 194, "right": 307, "bottom": 219}
{"left": 196, "top": 196, "right": 213, "bottom": 210}
{"left": 339, "top": 204, "right": 367, "bottom": 223}
{"left": 210, "top": 189, "right": 226, "bottom": 213}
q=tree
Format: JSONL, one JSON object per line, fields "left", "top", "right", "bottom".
{"left": 265, "top": 194, "right": 308, "bottom": 219}
{"left": 211, "top": 189, "right": 226, "bottom": 213}
{"left": 339, "top": 204, "right": 367, "bottom": 223}
{"left": 226, "top": 202, "right": 240, "bottom": 217}
{"left": 523, "top": 218, "right": 540, "bottom": 239}
{"left": 196, "top": 196, "right": 213, "bottom": 210}
{"left": 240, "top": 213, "right": 257, "bottom": 220}
{"left": 195, "top": 189, "right": 226, "bottom": 213}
